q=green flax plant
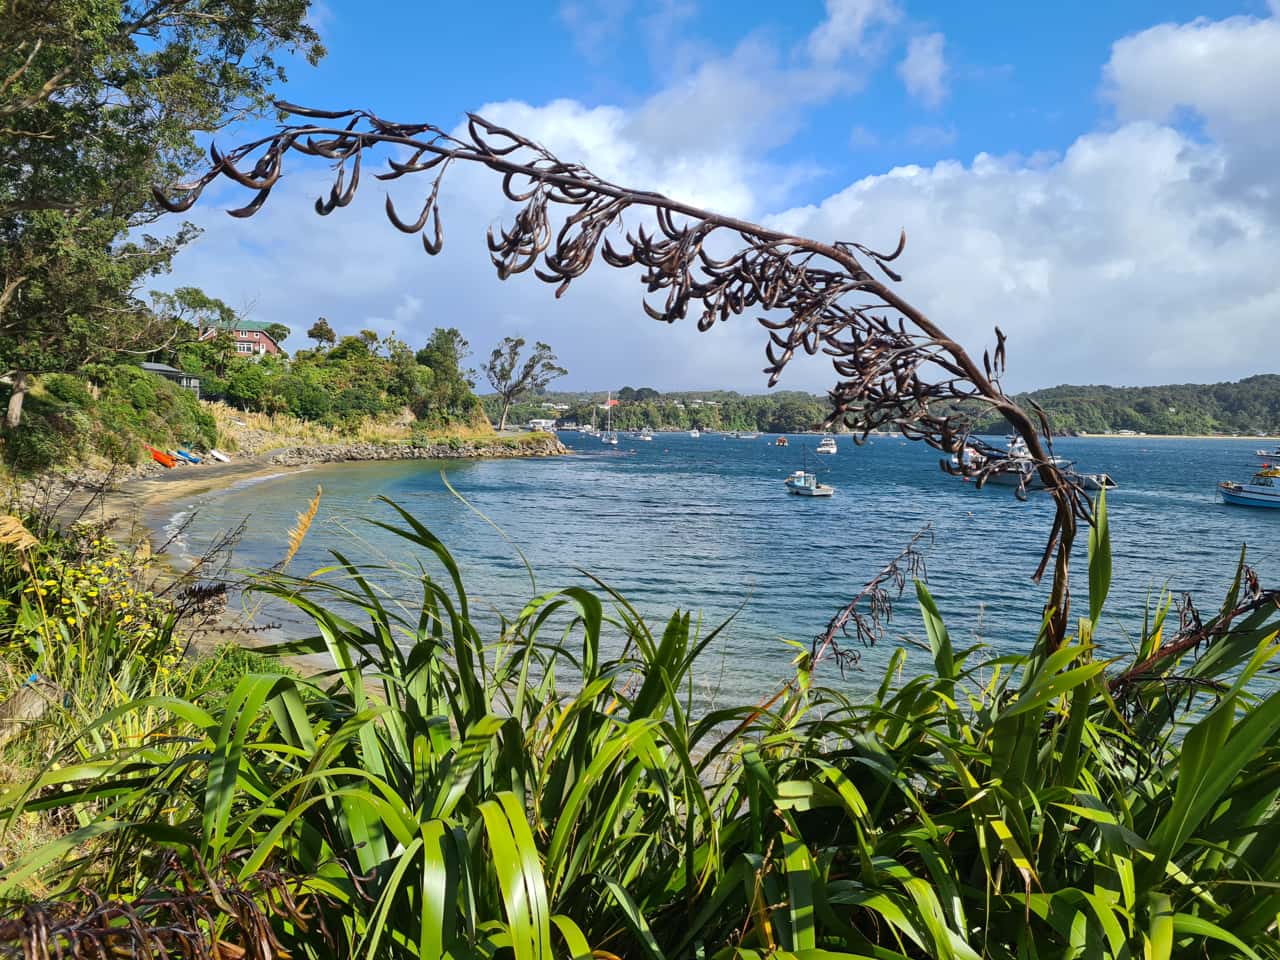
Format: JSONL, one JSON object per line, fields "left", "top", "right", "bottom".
{"left": 3, "top": 494, "right": 1280, "bottom": 959}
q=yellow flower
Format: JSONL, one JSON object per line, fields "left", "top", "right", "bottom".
{"left": 122, "top": 614, "right": 133, "bottom": 623}
{"left": 66, "top": 617, "right": 76, "bottom": 626}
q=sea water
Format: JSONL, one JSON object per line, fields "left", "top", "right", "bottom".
{"left": 146, "top": 434, "right": 1280, "bottom": 701}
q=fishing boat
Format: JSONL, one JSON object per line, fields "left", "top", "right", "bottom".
{"left": 146, "top": 445, "right": 176, "bottom": 468}
{"left": 784, "top": 470, "right": 834, "bottom": 497}
{"left": 775, "top": 437, "right": 789, "bottom": 447}
{"left": 815, "top": 436, "right": 838, "bottom": 454}
{"left": 690, "top": 429, "right": 700, "bottom": 438}
{"left": 1219, "top": 467, "right": 1280, "bottom": 508}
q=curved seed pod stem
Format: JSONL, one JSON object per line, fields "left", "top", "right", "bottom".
{"left": 153, "top": 102, "right": 1088, "bottom": 653}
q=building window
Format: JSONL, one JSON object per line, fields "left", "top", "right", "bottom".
{"left": 237, "top": 342, "right": 252, "bottom": 353}
{"left": 253, "top": 331, "right": 260, "bottom": 338}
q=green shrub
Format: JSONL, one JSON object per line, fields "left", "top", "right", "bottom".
{"left": 40, "top": 374, "right": 92, "bottom": 407}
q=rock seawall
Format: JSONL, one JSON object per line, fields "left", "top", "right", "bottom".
{"left": 267, "top": 436, "right": 568, "bottom": 466}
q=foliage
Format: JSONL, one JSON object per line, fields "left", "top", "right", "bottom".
{"left": 177, "top": 324, "right": 487, "bottom": 430}
{"left": 484, "top": 337, "right": 568, "bottom": 430}
{"left": 970, "top": 373, "right": 1280, "bottom": 436}
{"left": 0, "top": 0, "right": 323, "bottom": 426}
{"left": 0, "top": 364, "right": 216, "bottom": 472}
{"left": 306, "top": 317, "right": 336, "bottom": 347}
{"left": 3, "top": 496, "right": 1278, "bottom": 958}
{"left": 487, "top": 387, "right": 830, "bottom": 433}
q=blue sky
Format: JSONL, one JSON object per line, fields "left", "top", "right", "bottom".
{"left": 165, "top": 0, "right": 1280, "bottom": 393}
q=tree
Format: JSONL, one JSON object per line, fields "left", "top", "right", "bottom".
{"left": 0, "top": 1, "right": 322, "bottom": 428}
{"left": 264, "top": 323, "right": 292, "bottom": 347}
{"left": 414, "top": 328, "right": 478, "bottom": 425}
{"left": 1, "top": 214, "right": 194, "bottom": 427}
{"left": 307, "top": 317, "right": 336, "bottom": 348}
{"left": 484, "top": 338, "right": 567, "bottom": 431}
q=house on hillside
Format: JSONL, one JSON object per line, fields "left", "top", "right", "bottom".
{"left": 140, "top": 362, "right": 201, "bottom": 398}
{"left": 198, "top": 320, "right": 283, "bottom": 357}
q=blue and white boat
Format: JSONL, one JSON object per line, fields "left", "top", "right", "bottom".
{"left": 784, "top": 470, "right": 834, "bottom": 497}
{"left": 1219, "top": 467, "right": 1280, "bottom": 508}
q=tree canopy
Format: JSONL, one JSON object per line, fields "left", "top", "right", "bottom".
{"left": 483, "top": 338, "right": 567, "bottom": 431}
{"left": 0, "top": 0, "right": 323, "bottom": 427}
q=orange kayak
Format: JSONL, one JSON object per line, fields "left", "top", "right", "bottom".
{"left": 146, "top": 445, "right": 176, "bottom": 468}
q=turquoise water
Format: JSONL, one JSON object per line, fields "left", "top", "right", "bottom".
{"left": 147, "top": 434, "right": 1280, "bottom": 700}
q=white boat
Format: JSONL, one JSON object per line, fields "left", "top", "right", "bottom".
{"left": 784, "top": 470, "right": 834, "bottom": 497}
{"left": 1219, "top": 467, "right": 1280, "bottom": 508}
{"left": 689, "top": 429, "right": 700, "bottom": 438}
{"left": 600, "top": 392, "right": 618, "bottom": 444}
{"left": 1076, "top": 472, "right": 1118, "bottom": 491}
{"left": 948, "top": 445, "right": 987, "bottom": 470}
{"left": 637, "top": 427, "right": 653, "bottom": 441}
{"left": 1255, "top": 447, "right": 1280, "bottom": 457}
{"left": 208, "top": 448, "right": 231, "bottom": 463}
{"left": 815, "top": 436, "right": 838, "bottom": 454}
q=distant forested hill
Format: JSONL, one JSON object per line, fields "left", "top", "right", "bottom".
{"left": 487, "top": 375, "right": 1280, "bottom": 437}
{"left": 971, "top": 374, "right": 1280, "bottom": 436}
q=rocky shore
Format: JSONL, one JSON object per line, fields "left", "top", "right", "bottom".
{"left": 268, "top": 435, "right": 567, "bottom": 466}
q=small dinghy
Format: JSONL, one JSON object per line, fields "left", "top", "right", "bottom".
{"left": 146, "top": 446, "right": 176, "bottom": 468}
{"left": 175, "top": 448, "right": 201, "bottom": 464}
{"left": 208, "top": 449, "right": 231, "bottom": 463}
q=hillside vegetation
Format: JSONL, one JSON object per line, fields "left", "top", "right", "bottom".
{"left": 493, "top": 375, "right": 1280, "bottom": 437}
{"left": 973, "top": 374, "right": 1280, "bottom": 435}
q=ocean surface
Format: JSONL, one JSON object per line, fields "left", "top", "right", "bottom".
{"left": 146, "top": 434, "right": 1280, "bottom": 702}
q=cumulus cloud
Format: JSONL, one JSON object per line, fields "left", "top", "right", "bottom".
{"left": 898, "top": 32, "right": 948, "bottom": 107}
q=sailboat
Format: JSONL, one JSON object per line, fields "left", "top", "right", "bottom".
{"left": 601, "top": 392, "right": 618, "bottom": 445}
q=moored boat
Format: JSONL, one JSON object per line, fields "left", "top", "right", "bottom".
{"left": 1077, "top": 472, "right": 1118, "bottom": 491}
{"left": 815, "top": 436, "right": 838, "bottom": 454}
{"left": 784, "top": 470, "right": 834, "bottom": 497}
{"left": 1219, "top": 467, "right": 1280, "bottom": 508}
{"left": 637, "top": 427, "right": 653, "bottom": 441}
{"left": 775, "top": 436, "right": 789, "bottom": 447}
{"left": 689, "top": 429, "right": 700, "bottom": 438}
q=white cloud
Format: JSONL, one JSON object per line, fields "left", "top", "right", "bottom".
{"left": 1104, "top": 14, "right": 1280, "bottom": 146}
{"left": 808, "top": 0, "right": 901, "bottom": 64}
{"left": 898, "top": 32, "right": 948, "bottom": 107}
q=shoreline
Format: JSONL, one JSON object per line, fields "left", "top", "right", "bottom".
{"left": 30, "top": 436, "right": 569, "bottom": 672}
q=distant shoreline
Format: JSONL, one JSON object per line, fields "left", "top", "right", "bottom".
{"left": 1062, "top": 433, "right": 1280, "bottom": 441}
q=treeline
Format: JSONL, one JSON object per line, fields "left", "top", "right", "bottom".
{"left": 486, "top": 388, "right": 833, "bottom": 433}
{"left": 178, "top": 322, "right": 484, "bottom": 430}
{"left": 972, "top": 374, "right": 1280, "bottom": 436}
